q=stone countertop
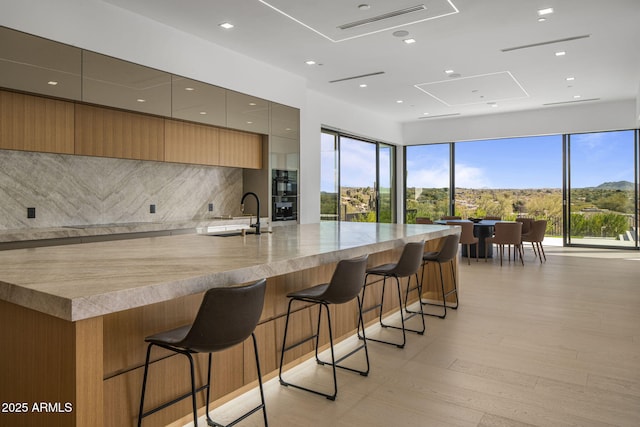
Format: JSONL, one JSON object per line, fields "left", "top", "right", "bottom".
{"left": 0, "top": 217, "right": 263, "bottom": 243}
{"left": 0, "top": 222, "right": 456, "bottom": 322}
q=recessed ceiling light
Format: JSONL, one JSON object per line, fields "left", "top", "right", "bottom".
{"left": 573, "top": 95, "right": 581, "bottom": 99}
{"left": 136, "top": 99, "right": 146, "bottom": 103}
{"left": 358, "top": 4, "right": 370, "bottom": 10}
{"left": 566, "top": 76, "right": 575, "bottom": 81}
{"left": 537, "top": 17, "right": 547, "bottom": 22}
{"left": 445, "top": 69, "right": 455, "bottom": 74}
{"left": 403, "top": 38, "right": 416, "bottom": 44}
{"left": 396, "top": 100, "right": 403, "bottom": 103}
{"left": 199, "top": 111, "right": 207, "bottom": 115}
{"left": 246, "top": 121, "right": 253, "bottom": 124}
{"left": 537, "top": 8, "right": 554, "bottom": 16}
{"left": 219, "top": 22, "right": 234, "bottom": 29}
{"left": 185, "top": 87, "right": 195, "bottom": 91}
{"left": 305, "top": 60, "right": 316, "bottom": 65}
{"left": 249, "top": 102, "right": 257, "bottom": 106}
{"left": 555, "top": 51, "right": 566, "bottom": 56}
{"left": 359, "top": 84, "right": 367, "bottom": 88}
{"left": 423, "top": 112, "right": 430, "bottom": 116}
{"left": 47, "top": 81, "right": 58, "bottom": 86}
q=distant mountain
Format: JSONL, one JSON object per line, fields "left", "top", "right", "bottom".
{"left": 595, "top": 181, "right": 634, "bottom": 190}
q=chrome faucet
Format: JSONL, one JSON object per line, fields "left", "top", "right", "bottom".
{"left": 240, "top": 192, "right": 261, "bottom": 235}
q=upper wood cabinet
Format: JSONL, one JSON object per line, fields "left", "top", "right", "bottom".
{"left": 219, "top": 128, "right": 262, "bottom": 169}
{"left": 164, "top": 120, "right": 219, "bottom": 165}
{"left": 270, "top": 102, "right": 300, "bottom": 140}
{"left": 172, "top": 76, "right": 226, "bottom": 127}
{"left": 75, "top": 104, "right": 165, "bottom": 161}
{"left": 226, "top": 91, "right": 269, "bottom": 134}
{"left": 0, "top": 90, "right": 74, "bottom": 154}
{"left": 82, "top": 51, "right": 171, "bottom": 117}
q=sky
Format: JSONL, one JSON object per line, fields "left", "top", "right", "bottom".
{"left": 322, "top": 130, "right": 636, "bottom": 191}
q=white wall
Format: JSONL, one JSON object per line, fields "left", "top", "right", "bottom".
{"left": 403, "top": 99, "right": 637, "bottom": 145}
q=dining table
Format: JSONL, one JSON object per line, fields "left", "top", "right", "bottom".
{"left": 435, "top": 219, "right": 502, "bottom": 258}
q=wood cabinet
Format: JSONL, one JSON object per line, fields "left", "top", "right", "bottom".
{"left": 74, "top": 104, "right": 165, "bottom": 161}
{"left": 0, "top": 90, "right": 74, "bottom": 154}
{"left": 219, "top": 128, "right": 263, "bottom": 169}
{"left": 164, "top": 119, "right": 220, "bottom": 165}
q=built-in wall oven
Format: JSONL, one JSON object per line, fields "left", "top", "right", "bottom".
{"left": 272, "top": 169, "right": 297, "bottom": 221}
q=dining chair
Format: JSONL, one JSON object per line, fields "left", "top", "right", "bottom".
{"left": 416, "top": 217, "right": 433, "bottom": 224}
{"left": 485, "top": 222, "right": 524, "bottom": 266}
{"left": 522, "top": 219, "right": 547, "bottom": 263}
{"left": 441, "top": 215, "right": 461, "bottom": 220}
{"left": 515, "top": 217, "right": 534, "bottom": 235}
{"left": 483, "top": 216, "right": 502, "bottom": 220}
{"left": 447, "top": 221, "right": 478, "bottom": 264}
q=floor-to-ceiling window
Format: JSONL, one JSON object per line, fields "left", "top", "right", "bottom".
{"left": 405, "top": 143, "right": 451, "bottom": 223}
{"left": 320, "top": 129, "right": 396, "bottom": 223}
{"left": 320, "top": 131, "right": 339, "bottom": 221}
{"left": 455, "top": 136, "right": 563, "bottom": 233}
{"left": 378, "top": 143, "right": 395, "bottom": 223}
{"left": 566, "top": 130, "right": 638, "bottom": 248}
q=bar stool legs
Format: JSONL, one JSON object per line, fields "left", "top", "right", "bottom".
{"left": 358, "top": 272, "right": 425, "bottom": 348}
{"left": 279, "top": 295, "right": 369, "bottom": 401}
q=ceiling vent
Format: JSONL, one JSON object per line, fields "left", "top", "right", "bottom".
{"left": 501, "top": 35, "right": 590, "bottom": 52}
{"left": 329, "top": 71, "right": 385, "bottom": 83}
{"left": 337, "top": 5, "right": 427, "bottom": 30}
{"left": 543, "top": 98, "right": 600, "bottom": 106}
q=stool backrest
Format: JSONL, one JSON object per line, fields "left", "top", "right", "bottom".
{"left": 322, "top": 255, "right": 369, "bottom": 304}
{"left": 392, "top": 240, "right": 426, "bottom": 277}
{"left": 183, "top": 278, "right": 266, "bottom": 353}
{"left": 435, "top": 233, "right": 461, "bottom": 262}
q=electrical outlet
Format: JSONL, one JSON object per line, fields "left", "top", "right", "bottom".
{"left": 150, "top": 204, "right": 156, "bottom": 214}
{"left": 27, "top": 207, "right": 36, "bottom": 219}
{"left": 208, "top": 203, "right": 214, "bottom": 212}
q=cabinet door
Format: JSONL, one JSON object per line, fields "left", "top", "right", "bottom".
{"left": 75, "top": 104, "right": 164, "bottom": 161}
{"left": 0, "top": 90, "right": 74, "bottom": 154}
{"left": 219, "top": 128, "right": 262, "bottom": 169}
{"left": 270, "top": 102, "right": 299, "bottom": 139}
{"left": 165, "top": 119, "right": 220, "bottom": 165}
{"left": 226, "top": 90, "right": 269, "bottom": 134}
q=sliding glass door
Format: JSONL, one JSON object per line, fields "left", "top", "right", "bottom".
{"left": 321, "top": 130, "right": 396, "bottom": 223}
{"left": 566, "top": 130, "right": 638, "bottom": 248}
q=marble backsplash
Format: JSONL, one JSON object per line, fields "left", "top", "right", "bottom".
{"left": 0, "top": 150, "right": 243, "bottom": 230}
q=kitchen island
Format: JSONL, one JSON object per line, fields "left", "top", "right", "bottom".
{"left": 0, "top": 222, "right": 458, "bottom": 427}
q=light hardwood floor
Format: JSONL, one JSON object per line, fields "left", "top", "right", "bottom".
{"left": 182, "top": 244, "right": 640, "bottom": 427}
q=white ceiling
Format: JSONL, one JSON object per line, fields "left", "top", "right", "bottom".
{"left": 100, "top": 0, "right": 639, "bottom": 122}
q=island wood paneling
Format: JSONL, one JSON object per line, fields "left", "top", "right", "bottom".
{"left": 0, "top": 89, "right": 74, "bottom": 154}
{"left": 219, "top": 128, "right": 262, "bottom": 169}
{"left": 0, "top": 300, "right": 103, "bottom": 427}
{"left": 75, "top": 104, "right": 164, "bottom": 161}
{"left": 164, "top": 119, "right": 220, "bottom": 165}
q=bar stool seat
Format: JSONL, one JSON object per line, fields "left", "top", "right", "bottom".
{"left": 279, "top": 255, "right": 369, "bottom": 401}
{"left": 138, "top": 278, "right": 268, "bottom": 427}
{"left": 360, "top": 241, "right": 426, "bottom": 349}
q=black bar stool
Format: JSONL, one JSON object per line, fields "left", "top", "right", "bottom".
{"left": 138, "top": 278, "right": 268, "bottom": 427}
{"left": 418, "top": 233, "right": 460, "bottom": 318}
{"left": 359, "top": 241, "right": 426, "bottom": 349}
{"left": 279, "top": 255, "right": 369, "bottom": 401}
